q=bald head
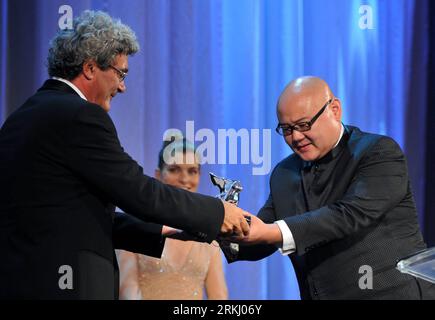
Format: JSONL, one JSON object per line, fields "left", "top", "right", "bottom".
{"left": 277, "top": 76, "right": 334, "bottom": 116}
{"left": 276, "top": 76, "right": 342, "bottom": 162}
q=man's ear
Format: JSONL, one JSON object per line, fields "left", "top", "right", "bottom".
{"left": 330, "top": 98, "right": 342, "bottom": 121}
{"left": 82, "top": 60, "right": 97, "bottom": 80}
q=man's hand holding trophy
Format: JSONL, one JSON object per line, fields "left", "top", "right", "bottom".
{"left": 209, "top": 172, "right": 251, "bottom": 228}
{"left": 211, "top": 172, "right": 282, "bottom": 248}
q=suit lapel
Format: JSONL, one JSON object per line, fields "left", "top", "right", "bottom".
{"left": 271, "top": 157, "right": 308, "bottom": 219}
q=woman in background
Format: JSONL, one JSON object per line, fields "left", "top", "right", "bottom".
{"left": 117, "top": 137, "right": 228, "bottom": 300}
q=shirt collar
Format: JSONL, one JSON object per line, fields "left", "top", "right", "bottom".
{"left": 333, "top": 124, "right": 345, "bottom": 148}
{"left": 303, "top": 124, "right": 347, "bottom": 169}
{"left": 51, "top": 77, "right": 87, "bottom": 101}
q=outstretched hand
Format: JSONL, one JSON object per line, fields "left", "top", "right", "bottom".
{"left": 219, "top": 214, "right": 283, "bottom": 246}
{"left": 220, "top": 201, "right": 251, "bottom": 237}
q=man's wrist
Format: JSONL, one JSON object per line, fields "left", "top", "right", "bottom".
{"left": 274, "top": 220, "right": 296, "bottom": 254}
{"left": 265, "top": 223, "right": 283, "bottom": 246}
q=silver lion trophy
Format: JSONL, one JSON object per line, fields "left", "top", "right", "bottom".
{"left": 209, "top": 172, "right": 243, "bottom": 205}
{"left": 209, "top": 172, "right": 249, "bottom": 260}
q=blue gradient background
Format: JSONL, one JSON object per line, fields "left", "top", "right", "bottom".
{"left": 0, "top": 0, "right": 428, "bottom": 299}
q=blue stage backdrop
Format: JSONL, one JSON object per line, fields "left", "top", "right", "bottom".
{"left": 0, "top": 0, "right": 429, "bottom": 299}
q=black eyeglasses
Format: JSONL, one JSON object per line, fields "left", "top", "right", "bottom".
{"left": 108, "top": 65, "right": 127, "bottom": 82}
{"left": 275, "top": 98, "right": 334, "bottom": 136}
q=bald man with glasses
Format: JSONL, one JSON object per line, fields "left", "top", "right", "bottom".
{"left": 223, "top": 76, "right": 435, "bottom": 300}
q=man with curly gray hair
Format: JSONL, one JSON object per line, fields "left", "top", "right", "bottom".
{"left": 0, "top": 10, "right": 250, "bottom": 299}
{"left": 47, "top": 10, "right": 139, "bottom": 112}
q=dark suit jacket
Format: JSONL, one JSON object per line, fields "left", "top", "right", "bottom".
{"left": 0, "top": 80, "right": 224, "bottom": 299}
{"left": 230, "top": 126, "right": 434, "bottom": 299}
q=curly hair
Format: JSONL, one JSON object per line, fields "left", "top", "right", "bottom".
{"left": 47, "top": 10, "right": 139, "bottom": 80}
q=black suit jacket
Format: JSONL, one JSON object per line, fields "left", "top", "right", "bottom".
{"left": 230, "top": 126, "right": 434, "bottom": 299}
{"left": 0, "top": 80, "right": 224, "bottom": 299}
